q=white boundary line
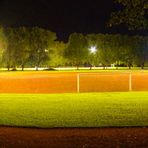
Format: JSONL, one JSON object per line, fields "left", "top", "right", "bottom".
{"left": 129, "top": 73, "right": 132, "bottom": 91}
{"left": 77, "top": 73, "right": 80, "bottom": 93}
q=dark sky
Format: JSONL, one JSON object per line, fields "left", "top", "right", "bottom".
{"left": 0, "top": 0, "right": 130, "bottom": 40}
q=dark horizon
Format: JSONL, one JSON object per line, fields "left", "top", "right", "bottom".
{"left": 0, "top": 0, "right": 148, "bottom": 41}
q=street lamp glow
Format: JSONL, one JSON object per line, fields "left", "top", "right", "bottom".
{"left": 44, "top": 49, "right": 48, "bottom": 52}
{"left": 89, "top": 46, "right": 97, "bottom": 53}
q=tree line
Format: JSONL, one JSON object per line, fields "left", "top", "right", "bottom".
{"left": 0, "top": 27, "right": 148, "bottom": 70}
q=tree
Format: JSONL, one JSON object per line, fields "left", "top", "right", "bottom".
{"left": 96, "top": 34, "right": 114, "bottom": 69}
{"left": 29, "top": 27, "right": 56, "bottom": 70}
{"left": 3, "top": 28, "right": 30, "bottom": 71}
{"left": 0, "top": 27, "right": 7, "bottom": 67}
{"left": 110, "top": 34, "right": 127, "bottom": 69}
{"left": 122, "top": 35, "right": 136, "bottom": 69}
{"left": 48, "top": 41, "right": 67, "bottom": 67}
{"left": 64, "top": 33, "right": 89, "bottom": 69}
{"left": 3, "top": 28, "right": 16, "bottom": 71}
{"left": 14, "top": 27, "right": 31, "bottom": 71}
{"left": 133, "top": 36, "right": 148, "bottom": 69}
{"left": 110, "top": 0, "right": 148, "bottom": 30}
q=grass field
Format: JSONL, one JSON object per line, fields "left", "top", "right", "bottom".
{"left": 0, "top": 92, "right": 148, "bottom": 128}
{"left": 1, "top": 67, "right": 148, "bottom": 73}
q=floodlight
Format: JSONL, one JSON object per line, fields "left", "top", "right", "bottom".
{"left": 89, "top": 46, "right": 97, "bottom": 53}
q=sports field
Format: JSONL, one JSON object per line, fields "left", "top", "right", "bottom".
{"left": 0, "top": 71, "right": 148, "bottom": 93}
{"left": 0, "top": 71, "right": 148, "bottom": 147}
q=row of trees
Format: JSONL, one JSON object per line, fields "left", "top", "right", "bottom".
{"left": 0, "top": 27, "right": 56, "bottom": 70}
{"left": 0, "top": 27, "right": 148, "bottom": 70}
{"left": 65, "top": 33, "right": 148, "bottom": 69}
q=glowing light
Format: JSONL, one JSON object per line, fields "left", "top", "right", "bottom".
{"left": 89, "top": 46, "right": 97, "bottom": 53}
{"left": 44, "top": 49, "right": 48, "bottom": 52}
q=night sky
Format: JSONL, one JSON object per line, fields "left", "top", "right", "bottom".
{"left": 0, "top": 0, "right": 141, "bottom": 41}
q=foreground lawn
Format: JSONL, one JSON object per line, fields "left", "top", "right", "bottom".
{"left": 0, "top": 92, "right": 148, "bottom": 128}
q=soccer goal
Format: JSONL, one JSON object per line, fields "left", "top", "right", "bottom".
{"left": 76, "top": 73, "right": 132, "bottom": 93}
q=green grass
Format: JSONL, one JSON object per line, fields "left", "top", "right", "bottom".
{"left": 1, "top": 67, "right": 148, "bottom": 73}
{"left": 0, "top": 70, "right": 148, "bottom": 75}
{"left": 0, "top": 92, "right": 148, "bottom": 128}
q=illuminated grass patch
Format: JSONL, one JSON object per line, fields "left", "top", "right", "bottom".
{"left": 0, "top": 92, "right": 148, "bottom": 128}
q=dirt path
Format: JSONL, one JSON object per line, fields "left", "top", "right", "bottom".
{"left": 0, "top": 127, "right": 148, "bottom": 148}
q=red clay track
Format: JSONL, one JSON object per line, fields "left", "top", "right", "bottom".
{"left": 80, "top": 73, "right": 129, "bottom": 92}
{"left": 0, "top": 127, "right": 148, "bottom": 148}
{"left": 0, "top": 72, "right": 148, "bottom": 93}
{"left": 132, "top": 73, "right": 148, "bottom": 91}
{"left": 0, "top": 72, "right": 77, "bottom": 93}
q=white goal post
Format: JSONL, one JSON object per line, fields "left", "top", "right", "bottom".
{"left": 77, "top": 73, "right": 80, "bottom": 93}
{"left": 76, "top": 72, "right": 133, "bottom": 93}
{"left": 129, "top": 73, "right": 132, "bottom": 91}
